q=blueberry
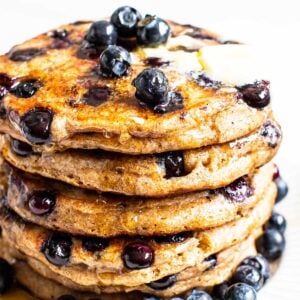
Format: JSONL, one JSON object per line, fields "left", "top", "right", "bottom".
{"left": 122, "top": 243, "right": 154, "bottom": 269}
{"left": 85, "top": 21, "right": 117, "bottom": 47}
{"left": 204, "top": 254, "right": 217, "bottom": 270}
{"left": 142, "top": 295, "right": 161, "bottom": 300}
{"left": 77, "top": 40, "right": 101, "bottom": 60}
{"left": 264, "top": 212, "right": 287, "bottom": 234}
{"left": 132, "top": 68, "right": 169, "bottom": 105}
{"left": 99, "top": 45, "right": 131, "bottom": 77}
{"left": 273, "top": 165, "right": 280, "bottom": 180}
{"left": 10, "top": 80, "right": 41, "bottom": 98}
{"left": 42, "top": 233, "right": 73, "bottom": 266}
{"left": 237, "top": 80, "right": 270, "bottom": 109}
{"left": 57, "top": 296, "right": 76, "bottom": 300}
{"left": 0, "top": 87, "right": 7, "bottom": 100}
{"left": 0, "top": 259, "right": 14, "bottom": 294}
{"left": 28, "top": 190, "right": 56, "bottom": 216}
{"left": 260, "top": 121, "right": 281, "bottom": 148}
{"left": 10, "top": 138, "right": 33, "bottom": 157}
{"left": 19, "top": 107, "right": 53, "bottom": 144}
{"left": 82, "top": 86, "right": 111, "bottom": 106}
{"left": 153, "top": 232, "right": 192, "bottom": 244}
{"left": 111, "top": 6, "right": 142, "bottom": 37}
{"left": 49, "top": 29, "right": 69, "bottom": 39}
{"left": 137, "top": 15, "right": 171, "bottom": 46}
{"left": 211, "top": 281, "right": 230, "bottom": 300}
{"left": 144, "top": 57, "right": 170, "bottom": 68}
{"left": 221, "top": 177, "right": 253, "bottom": 202}
{"left": 224, "top": 283, "right": 257, "bottom": 300}
{"left": 192, "top": 72, "right": 221, "bottom": 89}
{"left": 82, "top": 236, "right": 109, "bottom": 252}
{"left": 153, "top": 91, "right": 184, "bottom": 114}
{"left": 256, "top": 229, "right": 285, "bottom": 261}
{"left": 240, "top": 255, "right": 270, "bottom": 283}
{"left": 232, "top": 265, "right": 263, "bottom": 291}
{"left": 157, "top": 151, "right": 185, "bottom": 179}
{"left": 0, "top": 73, "right": 14, "bottom": 89}
{"left": 275, "top": 177, "right": 289, "bottom": 203}
{"left": 186, "top": 289, "right": 212, "bottom": 300}
{"left": 147, "top": 274, "right": 177, "bottom": 290}
{"left": 9, "top": 48, "right": 46, "bottom": 62}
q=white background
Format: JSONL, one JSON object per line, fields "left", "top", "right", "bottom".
{"left": 0, "top": 0, "right": 300, "bottom": 298}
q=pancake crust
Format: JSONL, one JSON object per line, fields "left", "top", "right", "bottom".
{"left": 0, "top": 232, "right": 257, "bottom": 298}
{"left": 0, "top": 182, "right": 275, "bottom": 288}
{"left": 0, "top": 21, "right": 269, "bottom": 154}
{"left": 5, "top": 163, "right": 274, "bottom": 237}
{"left": 1, "top": 118, "right": 281, "bottom": 197}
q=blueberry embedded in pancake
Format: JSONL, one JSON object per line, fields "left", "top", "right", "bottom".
{"left": 9, "top": 48, "right": 46, "bottom": 62}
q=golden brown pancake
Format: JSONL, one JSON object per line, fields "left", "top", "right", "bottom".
{"left": 0, "top": 21, "right": 269, "bottom": 154}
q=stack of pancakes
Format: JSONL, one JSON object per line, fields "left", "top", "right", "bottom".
{"left": 0, "top": 17, "right": 281, "bottom": 300}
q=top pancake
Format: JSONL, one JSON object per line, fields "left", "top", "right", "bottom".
{"left": 0, "top": 20, "right": 269, "bottom": 154}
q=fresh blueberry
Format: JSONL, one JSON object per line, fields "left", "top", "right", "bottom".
{"left": 10, "top": 80, "right": 41, "bottom": 98}
{"left": 28, "top": 190, "right": 56, "bottom": 216}
{"left": 10, "top": 138, "right": 33, "bottom": 156}
{"left": 237, "top": 80, "right": 270, "bottom": 109}
{"left": 256, "top": 229, "right": 285, "bottom": 261}
{"left": 82, "top": 86, "right": 111, "bottom": 106}
{"left": 57, "top": 296, "right": 76, "bottom": 300}
{"left": 9, "top": 48, "right": 46, "bottom": 61}
{"left": 211, "top": 281, "right": 230, "bottom": 300}
{"left": 82, "top": 236, "right": 109, "bottom": 253}
{"left": 132, "top": 68, "right": 168, "bottom": 105}
{"left": 153, "top": 91, "right": 184, "bottom": 113}
{"left": 153, "top": 232, "right": 192, "bottom": 244}
{"left": 240, "top": 255, "right": 270, "bottom": 283}
{"left": 137, "top": 15, "right": 171, "bottom": 46}
{"left": 111, "top": 6, "right": 142, "bottom": 37}
{"left": 221, "top": 177, "right": 253, "bottom": 202}
{"left": 42, "top": 233, "right": 73, "bottom": 266}
{"left": 0, "top": 259, "right": 14, "bottom": 294}
{"left": 186, "top": 288, "right": 212, "bottom": 300}
{"left": 275, "top": 177, "right": 289, "bottom": 203}
{"left": 19, "top": 107, "right": 54, "bottom": 144}
{"left": 224, "top": 283, "right": 256, "bottom": 300}
{"left": 147, "top": 274, "right": 177, "bottom": 290}
{"left": 157, "top": 151, "right": 185, "bottom": 179}
{"left": 264, "top": 212, "right": 287, "bottom": 234}
{"left": 85, "top": 21, "right": 117, "bottom": 47}
{"left": 122, "top": 243, "right": 154, "bottom": 269}
{"left": 142, "top": 295, "right": 161, "bottom": 300}
{"left": 232, "top": 265, "right": 264, "bottom": 291}
{"left": 99, "top": 45, "right": 131, "bottom": 77}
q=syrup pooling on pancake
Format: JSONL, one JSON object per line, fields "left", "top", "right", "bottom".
{"left": 0, "top": 14, "right": 271, "bottom": 152}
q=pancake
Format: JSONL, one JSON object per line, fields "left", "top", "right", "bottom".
{"left": 0, "top": 21, "right": 269, "bottom": 154}
{"left": 4, "top": 162, "right": 275, "bottom": 237}
{"left": 0, "top": 182, "right": 275, "bottom": 288}
{"left": 0, "top": 231, "right": 257, "bottom": 298}
{"left": 1, "top": 118, "right": 281, "bottom": 197}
